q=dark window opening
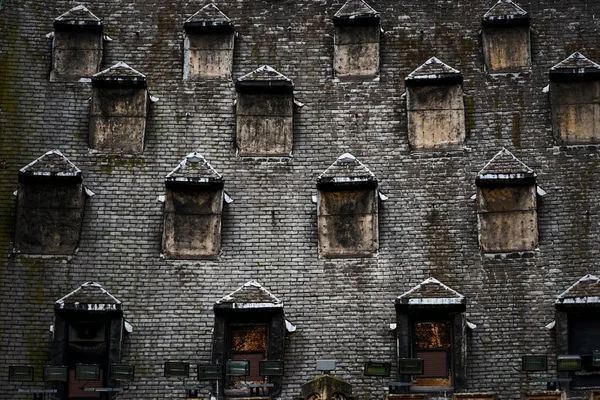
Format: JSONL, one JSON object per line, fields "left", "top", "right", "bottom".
{"left": 568, "top": 313, "right": 600, "bottom": 387}
{"left": 412, "top": 321, "right": 452, "bottom": 387}
{"left": 68, "top": 368, "right": 103, "bottom": 400}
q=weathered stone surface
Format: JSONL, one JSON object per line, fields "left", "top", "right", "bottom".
{"left": 407, "top": 85, "right": 465, "bottom": 149}
{"left": 89, "top": 87, "right": 147, "bottom": 153}
{"left": 184, "top": 33, "right": 234, "bottom": 79}
{"left": 236, "top": 94, "right": 293, "bottom": 156}
{"left": 550, "top": 81, "right": 600, "bottom": 144}
{"left": 162, "top": 186, "right": 223, "bottom": 259}
{"left": 482, "top": 27, "right": 531, "bottom": 73}
{"left": 334, "top": 25, "right": 380, "bottom": 77}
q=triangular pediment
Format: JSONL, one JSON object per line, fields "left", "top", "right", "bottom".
{"left": 56, "top": 282, "right": 121, "bottom": 311}
{"left": 317, "top": 153, "right": 376, "bottom": 185}
{"left": 557, "top": 275, "right": 600, "bottom": 305}
{"left": 237, "top": 65, "right": 291, "bottom": 83}
{"left": 550, "top": 52, "right": 600, "bottom": 73}
{"left": 215, "top": 280, "right": 283, "bottom": 309}
{"left": 483, "top": 0, "right": 528, "bottom": 20}
{"left": 93, "top": 62, "right": 146, "bottom": 79}
{"left": 477, "top": 148, "right": 535, "bottom": 181}
{"left": 398, "top": 277, "right": 464, "bottom": 302}
{"left": 406, "top": 57, "right": 462, "bottom": 84}
{"left": 20, "top": 150, "right": 81, "bottom": 177}
{"left": 334, "top": 0, "right": 379, "bottom": 18}
{"left": 185, "top": 3, "right": 231, "bottom": 24}
{"left": 55, "top": 5, "right": 101, "bottom": 22}
{"left": 165, "top": 152, "right": 222, "bottom": 184}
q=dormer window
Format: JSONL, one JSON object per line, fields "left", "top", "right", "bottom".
{"left": 549, "top": 52, "right": 600, "bottom": 145}
{"left": 162, "top": 153, "right": 228, "bottom": 259}
{"left": 555, "top": 275, "right": 600, "bottom": 388}
{"left": 212, "top": 281, "right": 288, "bottom": 398}
{"left": 14, "top": 150, "right": 86, "bottom": 255}
{"left": 333, "top": 0, "right": 381, "bottom": 78}
{"left": 52, "top": 282, "right": 126, "bottom": 400}
{"left": 476, "top": 148, "right": 543, "bottom": 253}
{"left": 395, "top": 278, "right": 467, "bottom": 392}
{"left": 482, "top": 0, "right": 531, "bottom": 73}
{"left": 236, "top": 66, "right": 297, "bottom": 157}
{"left": 316, "top": 153, "right": 381, "bottom": 258}
{"left": 183, "top": 4, "right": 234, "bottom": 80}
{"left": 406, "top": 58, "right": 465, "bottom": 150}
{"left": 90, "top": 62, "right": 148, "bottom": 153}
{"left": 50, "top": 5, "right": 104, "bottom": 82}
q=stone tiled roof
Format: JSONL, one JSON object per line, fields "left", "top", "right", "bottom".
{"left": 56, "top": 282, "right": 121, "bottom": 305}
{"left": 237, "top": 65, "right": 291, "bottom": 83}
{"left": 185, "top": 3, "right": 231, "bottom": 24}
{"left": 20, "top": 150, "right": 81, "bottom": 176}
{"left": 483, "top": 0, "right": 528, "bottom": 19}
{"left": 557, "top": 275, "right": 600, "bottom": 305}
{"left": 55, "top": 5, "right": 101, "bottom": 22}
{"left": 215, "top": 280, "right": 283, "bottom": 308}
{"left": 477, "top": 148, "right": 535, "bottom": 178}
{"left": 398, "top": 277, "right": 464, "bottom": 300}
{"left": 406, "top": 57, "right": 462, "bottom": 82}
{"left": 334, "top": 0, "right": 379, "bottom": 18}
{"left": 165, "top": 152, "right": 222, "bottom": 182}
{"left": 317, "top": 153, "right": 376, "bottom": 183}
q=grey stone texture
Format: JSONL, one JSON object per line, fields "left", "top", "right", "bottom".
{"left": 2, "top": 0, "right": 600, "bottom": 399}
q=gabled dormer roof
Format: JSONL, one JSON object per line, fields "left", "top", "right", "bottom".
{"left": 54, "top": 5, "right": 102, "bottom": 31}
{"left": 549, "top": 52, "right": 600, "bottom": 82}
{"left": 92, "top": 62, "right": 147, "bottom": 88}
{"left": 214, "top": 280, "right": 283, "bottom": 310}
{"left": 333, "top": 0, "right": 380, "bottom": 26}
{"left": 184, "top": 3, "right": 234, "bottom": 33}
{"left": 317, "top": 153, "right": 377, "bottom": 189}
{"left": 556, "top": 275, "right": 600, "bottom": 307}
{"left": 482, "top": 0, "right": 529, "bottom": 27}
{"left": 55, "top": 282, "right": 122, "bottom": 312}
{"left": 236, "top": 65, "right": 293, "bottom": 93}
{"left": 405, "top": 57, "right": 463, "bottom": 86}
{"left": 396, "top": 277, "right": 466, "bottom": 310}
{"left": 165, "top": 152, "right": 223, "bottom": 187}
{"left": 476, "top": 148, "right": 535, "bottom": 184}
{"left": 19, "top": 150, "right": 82, "bottom": 181}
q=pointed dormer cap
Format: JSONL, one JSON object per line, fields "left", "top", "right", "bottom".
{"left": 476, "top": 148, "right": 535, "bottom": 185}
{"left": 55, "top": 282, "right": 122, "bottom": 313}
{"left": 19, "top": 150, "right": 82, "bottom": 183}
{"left": 92, "top": 62, "right": 147, "bottom": 88}
{"left": 396, "top": 277, "right": 466, "bottom": 311}
{"left": 236, "top": 65, "right": 293, "bottom": 94}
{"left": 317, "top": 153, "right": 377, "bottom": 190}
{"left": 214, "top": 280, "right": 283, "bottom": 310}
{"left": 184, "top": 3, "right": 234, "bottom": 34}
{"left": 165, "top": 152, "right": 224, "bottom": 188}
{"left": 405, "top": 57, "right": 463, "bottom": 87}
{"left": 54, "top": 5, "right": 103, "bottom": 32}
{"left": 549, "top": 52, "right": 600, "bottom": 82}
{"left": 333, "top": 0, "right": 380, "bottom": 26}
{"left": 556, "top": 274, "right": 600, "bottom": 308}
{"left": 482, "top": 0, "right": 530, "bottom": 27}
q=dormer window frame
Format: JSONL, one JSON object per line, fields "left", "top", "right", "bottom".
{"left": 481, "top": 0, "right": 532, "bottom": 74}
{"left": 405, "top": 58, "right": 466, "bottom": 151}
{"left": 332, "top": 0, "right": 381, "bottom": 79}
{"left": 183, "top": 3, "right": 235, "bottom": 80}
{"left": 50, "top": 5, "right": 104, "bottom": 82}
{"left": 316, "top": 153, "right": 381, "bottom": 258}
{"left": 89, "top": 62, "right": 148, "bottom": 154}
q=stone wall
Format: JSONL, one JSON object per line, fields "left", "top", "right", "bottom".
{"left": 2, "top": 0, "right": 600, "bottom": 399}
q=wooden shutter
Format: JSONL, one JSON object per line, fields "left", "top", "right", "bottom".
{"left": 416, "top": 350, "right": 448, "bottom": 378}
